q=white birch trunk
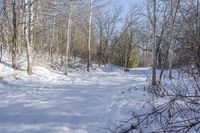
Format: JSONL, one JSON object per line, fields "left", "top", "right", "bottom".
{"left": 87, "top": 0, "right": 93, "bottom": 72}
{"left": 25, "top": 0, "right": 33, "bottom": 74}
{"left": 65, "top": 1, "right": 73, "bottom": 75}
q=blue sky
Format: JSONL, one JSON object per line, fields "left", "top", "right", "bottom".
{"left": 113, "top": 0, "right": 143, "bottom": 16}
{"left": 109, "top": 0, "right": 143, "bottom": 30}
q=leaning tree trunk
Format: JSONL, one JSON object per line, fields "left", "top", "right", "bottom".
{"left": 168, "top": 2, "right": 174, "bottom": 79}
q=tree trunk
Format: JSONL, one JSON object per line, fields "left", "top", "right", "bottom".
{"left": 125, "top": 29, "right": 133, "bottom": 71}
{"left": 98, "top": 26, "right": 102, "bottom": 67}
{"left": 25, "top": 0, "right": 33, "bottom": 75}
{"left": 12, "top": 0, "right": 18, "bottom": 70}
{"left": 19, "top": 0, "right": 25, "bottom": 56}
{"left": 157, "top": 52, "right": 162, "bottom": 68}
{"left": 168, "top": 48, "right": 173, "bottom": 79}
{"left": 168, "top": 2, "right": 174, "bottom": 79}
{"left": 196, "top": 0, "right": 200, "bottom": 75}
{"left": 65, "top": 0, "right": 73, "bottom": 75}
{"left": 52, "top": 0, "right": 57, "bottom": 58}
{"left": 87, "top": 0, "right": 93, "bottom": 72}
{"left": 168, "top": 0, "right": 180, "bottom": 79}
{"left": 0, "top": 43, "right": 2, "bottom": 62}
{"left": 152, "top": 0, "right": 157, "bottom": 86}
{"left": 125, "top": 43, "right": 132, "bottom": 71}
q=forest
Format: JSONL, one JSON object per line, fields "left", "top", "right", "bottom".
{"left": 0, "top": 0, "right": 200, "bottom": 132}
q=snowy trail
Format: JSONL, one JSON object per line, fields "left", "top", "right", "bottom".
{"left": 0, "top": 63, "right": 149, "bottom": 133}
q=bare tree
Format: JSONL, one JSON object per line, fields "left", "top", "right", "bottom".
{"left": 152, "top": 0, "right": 157, "bottom": 86}
{"left": 87, "top": 0, "right": 93, "bottom": 72}
{"left": 95, "top": 7, "right": 121, "bottom": 65}
{"left": 24, "top": 0, "right": 33, "bottom": 74}
{"left": 65, "top": 0, "right": 73, "bottom": 75}
{"left": 168, "top": 0, "right": 180, "bottom": 79}
{"left": 11, "top": 0, "right": 18, "bottom": 70}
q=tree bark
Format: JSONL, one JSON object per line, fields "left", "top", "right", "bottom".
{"left": 152, "top": 0, "right": 157, "bottom": 86}
{"left": 168, "top": 0, "right": 180, "bottom": 79}
{"left": 98, "top": 25, "right": 102, "bottom": 67}
{"left": 25, "top": 0, "right": 33, "bottom": 75}
{"left": 0, "top": 43, "right": 2, "bottom": 62}
{"left": 87, "top": 0, "right": 93, "bottom": 72}
{"left": 125, "top": 29, "right": 133, "bottom": 71}
{"left": 12, "top": 0, "right": 18, "bottom": 70}
{"left": 65, "top": 0, "right": 73, "bottom": 75}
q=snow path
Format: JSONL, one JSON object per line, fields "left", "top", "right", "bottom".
{"left": 0, "top": 63, "right": 150, "bottom": 133}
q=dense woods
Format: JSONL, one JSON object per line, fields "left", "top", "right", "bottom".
{"left": 0, "top": 0, "right": 199, "bottom": 79}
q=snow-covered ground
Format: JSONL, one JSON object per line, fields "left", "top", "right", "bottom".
{"left": 0, "top": 58, "right": 151, "bottom": 133}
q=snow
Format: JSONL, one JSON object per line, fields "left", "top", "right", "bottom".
{"left": 0, "top": 58, "right": 151, "bottom": 133}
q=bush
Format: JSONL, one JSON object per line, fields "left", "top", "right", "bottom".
{"left": 114, "top": 74, "right": 200, "bottom": 133}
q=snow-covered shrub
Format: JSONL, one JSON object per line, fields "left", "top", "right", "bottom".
{"left": 116, "top": 74, "right": 200, "bottom": 133}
